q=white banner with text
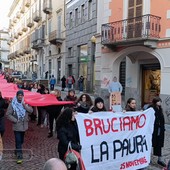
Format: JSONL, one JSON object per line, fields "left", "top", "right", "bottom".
{"left": 76, "top": 108, "right": 155, "bottom": 170}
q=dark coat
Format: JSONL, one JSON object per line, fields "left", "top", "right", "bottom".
{"left": 75, "top": 101, "right": 91, "bottom": 113}
{"left": 150, "top": 105, "right": 165, "bottom": 147}
{"left": 46, "top": 97, "right": 63, "bottom": 119}
{"left": 0, "top": 97, "right": 8, "bottom": 132}
{"left": 57, "top": 121, "right": 81, "bottom": 160}
{"left": 61, "top": 77, "right": 66, "bottom": 88}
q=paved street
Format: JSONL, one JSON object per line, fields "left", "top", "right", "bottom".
{"left": 1, "top": 119, "right": 169, "bottom": 170}
{"left": 0, "top": 120, "right": 58, "bottom": 170}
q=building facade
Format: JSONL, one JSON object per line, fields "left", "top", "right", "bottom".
{"left": 0, "top": 29, "right": 10, "bottom": 70}
{"left": 8, "top": 0, "right": 66, "bottom": 81}
{"left": 96, "top": 0, "right": 170, "bottom": 123}
{"left": 65, "top": 0, "right": 97, "bottom": 92}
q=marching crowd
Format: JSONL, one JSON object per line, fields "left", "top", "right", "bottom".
{"left": 0, "top": 71, "right": 170, "bottom": 170}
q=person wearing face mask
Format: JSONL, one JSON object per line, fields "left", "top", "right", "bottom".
{"left": 148, "top": 97, "right": 166, "bottom": 167}
{"left": 89, "top": 97, "right": 106, "bottom": 113}
{"left": 6, "top": 90, "right": 33, "bottom": 164}
{"left": 56, "top": 108, "right": 81, "bottom": 170}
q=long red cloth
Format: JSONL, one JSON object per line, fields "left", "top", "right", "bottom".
{"left": 0, "top": 75, "right": 73, "bottom": 106}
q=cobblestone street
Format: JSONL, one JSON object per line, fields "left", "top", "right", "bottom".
{"left": 0, "top": 120, "right": 58, "bottom": 170}
{"left": 0, "top": 117, "right": 169, "bottom": 170}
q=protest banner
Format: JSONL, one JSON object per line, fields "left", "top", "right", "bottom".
{"left": 76, "top": 108, "right": 155, "bottom": 170}
{"left": 110, "top": 92, "right": 122, "bottom": 111}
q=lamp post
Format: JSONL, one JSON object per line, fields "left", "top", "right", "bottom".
{"left": 90, "top": 35, "right": 96, "bottom": 93}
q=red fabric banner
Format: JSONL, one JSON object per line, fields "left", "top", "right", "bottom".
{"left": 0, "top": 75, "right": 73, "bottom": 106}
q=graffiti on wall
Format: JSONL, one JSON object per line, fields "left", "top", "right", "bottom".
{"left": 164, "top": 96, "right": 170, "bottom": 122}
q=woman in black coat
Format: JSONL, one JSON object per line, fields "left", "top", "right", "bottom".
{"left": 56, "top": 108, "right": 81, "bottom": 170}
{"left": 149, "top": 97, "right": 166, "bottom": 167}
{"left": 61, "top": 76, "right": 66, "bottom": 91}
{"left": 89, "top": 97, "right": 106, "bottom": 113}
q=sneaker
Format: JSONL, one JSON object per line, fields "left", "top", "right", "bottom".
{"left": 157, "top": 160, "right": 166, "bottom": 167}
{"left": 17, "top": 159, "right": 23, "bottom": 164}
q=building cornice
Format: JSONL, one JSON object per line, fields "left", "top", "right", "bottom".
{"left": 8, "top": 0, "right": 20, "bottom": 17}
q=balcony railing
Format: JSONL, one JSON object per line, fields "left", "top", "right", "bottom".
{"left": 27, "top": 18, "right": 34, "bottom": 28}
{"left": 33, "top": 11, "right": 42, "bottom": 22}
{"left": 49, "top": 30, "right": 64, "bottom": 45}
{"left": 43, "top": 0, "right": 52, "bottom": 14}
{"left": 8, "top": 52, "right": 15, "bottom": 60}
{"left": 101, "top": 14, "right": 161, "bottom": 46}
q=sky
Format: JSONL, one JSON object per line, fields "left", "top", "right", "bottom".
{"left": 0, "top": 0, "right": 13, "bottom": 29}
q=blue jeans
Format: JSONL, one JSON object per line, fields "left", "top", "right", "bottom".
{"left": 14, "top": 131, "right": 25, "bottom": 158}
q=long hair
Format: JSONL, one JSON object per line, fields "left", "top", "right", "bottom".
{"left": 151, "top": 96, "right": 162, "bottom": 111}
{"left": 125, "top": 98, "right": 136, "bottom": 111}
{"left": 76, "top": 93, "right": 93, "bottom": 106}
{"left": 56, "top": 108, "right": 73, "bottom": 130}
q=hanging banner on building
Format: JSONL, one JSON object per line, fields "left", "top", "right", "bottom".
{"left": 76, "top": 108, "right": 155, "bottom": 170}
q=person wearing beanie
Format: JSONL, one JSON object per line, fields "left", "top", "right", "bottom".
{"left": 89, "top": 97, "right": 106, "bottom": 113}
{"left": 6, "top": 90, "right": 33, "bottom": 164}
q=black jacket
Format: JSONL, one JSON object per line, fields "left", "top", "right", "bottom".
{"left": 57, "top": 121, "right": 81, "bottom": 160}
{"left": 0, "top": 97, "right": 8, "bottom": 132}
{"left": 149, "top": 105, "right": 165, "bottom": 147}
{"left": 46, "top": 97, "right": 63, "bottom": 118}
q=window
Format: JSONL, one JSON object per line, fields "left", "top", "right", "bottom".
{"left": 81, "top": 4, "right": 85, "bottom": 23}
{"left": 75, "top": 8, "right": 79, "bottom": 26}
{"left": 88, "top": 0, "right": 92, "bottom": 20}
{"left": 68, "top": 47, "right": 73, "bottom": 57}
{"left": 69, "top": 12, "right": 73, "bottom": 28}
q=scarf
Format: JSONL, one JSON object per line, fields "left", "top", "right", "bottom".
{"left": 12, "top": 97, "right": 26, "bottom": 120}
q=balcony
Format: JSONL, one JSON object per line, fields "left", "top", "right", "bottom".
{"left": 20, "top": 6, "right": 25, "bottom": 14}
{"left": 13, "top": 18, "right": 17, "bottom": 23}
{"left": 33, "top": 11, "right": 42, "bottom": 22}
{"left": 25, "top": 0, "right": 31, "bottom": 7}
{"left": 11, "top": 37, "right": 14, "bottom": 42}
{"left": 15, "top": 51, "right": 20, "bottom": 58}
{"left": 8, "top": 52, "right": 15, "bottom": 60}
{"left": 16, "top": 12, "right": 21, "bottom": 19}
{"left": 31, "top": 39, "right": 44, "bottom": 49}
{"left": 22, "top": 26, "right": 28, "bottom": 32}
{"left": 18, "top": 30, "right": 23, "bottom": 36}
{"left": 101, "top": 14, "right": 161, "bottom": 48}
{"left": 43, "top": 0, "right": 52, "bottom": 14}
{"left": 14, "top": 33, "right": 18, "bottom": 39}
{"left": 27, "top": 18, "right": 34, "bottom": 28}
{"left": 24, "top": 47, "right": 31, "bottom": 54}
{"left": 49, "top": 30, "right": 64, "bottom": 45}
{"left": 19, "top": 49, "right": 24, "bottom": 56}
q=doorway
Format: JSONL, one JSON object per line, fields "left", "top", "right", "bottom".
{"left": 142, "top": 64, "right": 160, "bottom": 105}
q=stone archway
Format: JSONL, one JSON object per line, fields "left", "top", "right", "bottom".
{"left": 110, "top": 46, "right": 163, "bottom": 108}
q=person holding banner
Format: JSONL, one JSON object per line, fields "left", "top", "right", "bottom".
{"left": 75, "top": 93, "right": 93, "bottom": 113}
{"left": 6, "top": 90, "right": 33, "bottom": 164}
{"left": 125, "top": 98, "right": 137, "bottom": 111}
{"left": 149, "top": 97, "right": 166, "bottom": 167}
{"left": 56, "top": 108, "right": 82, "bottom": 170}
{"left": 125, "top": 98, "right": 148, "bottom": 170}
{"left": 89, "top": 97, "right": 106, "bottom": 113}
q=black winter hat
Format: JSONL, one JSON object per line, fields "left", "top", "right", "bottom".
{"left": 94, "top": 97, "right": 104, "bottom": 105}
{"left": 16, "top": 90, "right": 24, "bottom": 96}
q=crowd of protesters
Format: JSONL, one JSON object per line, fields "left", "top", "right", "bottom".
{"left": 0, "top": 70, "right": 169, "bottom": 169}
